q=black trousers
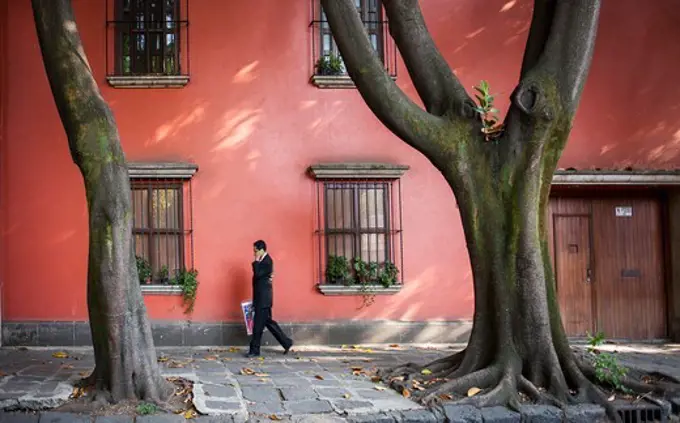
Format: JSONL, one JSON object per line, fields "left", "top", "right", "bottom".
{"left": 249, "top": 307, "right": 292, "bottom": 354}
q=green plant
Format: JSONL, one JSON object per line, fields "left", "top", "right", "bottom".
{"left": 158, "top": 265, "right": 170, "bottom": 284}
{"left": 473, "top": 80, "right": 502, "bottom": 141}
{"left": 173, "top": 268, "right": 199, "bottom": 314}
{"left": 326, "top": 255, "right": 352, "bottom": 284}
{"left": 136, "top": 402, "right": 158, "bottom": 415}
{"left": 316, "top": 53, "right": 344, "bottom": 76}
{"left": 586, "top": 332, "right": 631, "bottom": 393}
{"left": 135, "top": 256, "right": 152, "bottom": 284}
{"left": 377, "top": 262, "right": 399, "bottom": 288}
{"left": 353, "top": 257, "right": 378, "bottom": 285}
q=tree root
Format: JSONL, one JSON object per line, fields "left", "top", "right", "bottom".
{"left": 380, "top": 348, "right": 466, "bottom": 382}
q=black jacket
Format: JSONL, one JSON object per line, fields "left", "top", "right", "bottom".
{"left": 252, "top": 254, "right": 273, "bottom": 309}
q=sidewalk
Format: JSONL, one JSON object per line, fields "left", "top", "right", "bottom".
{"left": 0, "top": 344, "right": 677, "bottom": 422}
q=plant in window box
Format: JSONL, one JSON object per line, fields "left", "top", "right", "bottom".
{"left": 172, "top": 268, "right": 199, "bottom": 314}
{"left": 353, "top": 257, "right": 379, "bottom": 285}
{"left": 325, "top": 255, "right": 352, "bottom": 285}
{"left": 158, "top": 265, "right": 170, "bottom": 285}
{"left": 378, "top": 262, "right": 399, "bottom": 288}
{"left": 315, "top": 53, "right": 344, "bottom": 76}
{"left": 135, "top": 255, "right": 152, "bottom": 285}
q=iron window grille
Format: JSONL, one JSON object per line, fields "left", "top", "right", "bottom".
{"left": 106, "top": 0, "right": 190, "bottom": 77}
{"left": 131, "top": 178, "right": 194, "bottom": 285}
{"left": 309, "top": 0, "right": 397, "bottom": 78}
{"left": 314, "top": 178, "right": 404, "bottom": 285}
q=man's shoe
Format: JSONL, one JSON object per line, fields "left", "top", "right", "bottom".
{"left": 283, "top": 341, "right": 294, "bottom": 355}
{"left": 245, "top": 352, "right": 260, "bottom": 358}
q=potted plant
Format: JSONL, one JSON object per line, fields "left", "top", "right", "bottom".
{"left": 378, "top": 262, "right": 399, "bottom": 288}
{"left": 158, "top": 265, "right": 170, "bottom": 285}
{"left": 353, "top": 257, "right": 378, "bottom": 285}
{"left": 325, "top": 255, "right": 352, "bottom": 285}
{"left": 315, "top": 53, "right": 344, "bottom": 76}
{"left": 135, "top": 256, "right": 152, "bottom": 285}
{"left": 173, "top": 268, "right": 199, "bottom": 314}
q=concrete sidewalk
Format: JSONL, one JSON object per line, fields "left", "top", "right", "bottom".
{"left": 0, "top": 344, "right": 677, "bottom": 422}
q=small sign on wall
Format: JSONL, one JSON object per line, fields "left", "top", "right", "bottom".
{"left": 615, "top": 206, "right": 633, "bottom": 217}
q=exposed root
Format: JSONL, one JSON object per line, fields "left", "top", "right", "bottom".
{"left": 381, "top": 349, "right": 466, "bottom": 382}
{"left": 518, "top": 375, "right": 564, "bottom": 408}
{"left": 417, "top": 365, "right": 501, "bottom": 404}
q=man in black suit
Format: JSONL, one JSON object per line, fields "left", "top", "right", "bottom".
{"left": 247, "top": 240, "right": 293, "bottom": 358}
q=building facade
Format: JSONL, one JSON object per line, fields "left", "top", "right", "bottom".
{"left": 1, "top": 0, "right": 680, "bottom": 346}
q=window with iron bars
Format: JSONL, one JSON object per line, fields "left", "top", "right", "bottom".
{"left": 131, "top": 179, "right": 193, "bottom": 285}
{"left": 315, "top": 179, "right": 404, "bottom": 287}
{"left": 310, "top": 0, "right": 397, "bottom": 83}
{"left": 112, "top": 0, "right": 184, "bottom": 76}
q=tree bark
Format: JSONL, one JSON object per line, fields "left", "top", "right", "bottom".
{"left": 31, "top": 0, "right": 171, "bottom": 403}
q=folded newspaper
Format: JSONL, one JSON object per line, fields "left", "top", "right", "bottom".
{"left": 241, "top": 300, "right": 254, "bottom": 336}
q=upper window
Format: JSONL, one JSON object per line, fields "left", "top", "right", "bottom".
{"left": 106, "top": 0, "right": 190, "bottom": 88}
{"left": 309, "top": 163, "right": 407, "bottom": 294}
{"left": 310, "top": 1, "right": 396, "bottom": 88}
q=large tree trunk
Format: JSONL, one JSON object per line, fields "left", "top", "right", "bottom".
{"left": 31, "top": 0, "right": 171, "bottom": 403}
{"left": 320, "top": 0, "right": 679, "bottom": 418}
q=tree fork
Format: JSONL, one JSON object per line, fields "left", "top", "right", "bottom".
{"left": 31, "top": 0, "right": 171, "bottom": 404}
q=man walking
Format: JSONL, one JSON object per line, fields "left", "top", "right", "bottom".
{"left": 247, "top": 240, "right": 293, "bottom": 358}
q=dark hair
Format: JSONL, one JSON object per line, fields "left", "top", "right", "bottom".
{"left": 253, "top": 240, "right": 267, "bottom": 251}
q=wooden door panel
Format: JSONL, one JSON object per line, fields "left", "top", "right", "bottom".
{"left": 592, "top": 198, "right": 666, "bottom": 340}
{"left": 554, "top": 215, "right": 593, "bottom": 336}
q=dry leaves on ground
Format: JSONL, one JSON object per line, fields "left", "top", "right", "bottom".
{"left": 315, "top": 375, "right": 324, "bottom": 380}
{"left": 467, "top": 387, "right": 481, "bottom": 397}
{"left": 240, "top": 368, "right": 256, "bottom": 376}
{"left": 269, "top": 414, "right": 282, "bottom": 421}
{"left": 402, "top": 388, "right": 411, "bottom": 398}
{"left": 52, "top": 352, "right": 69, "bottom": 359}
{"left": 157, "top": 356, "right": 170, "bottom": 363}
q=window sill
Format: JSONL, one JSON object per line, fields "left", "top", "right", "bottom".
{"left": 310, "top": 74, "right": 396, "bottom": 89}
{"left": 106, "top": 75, "right": 190, "bottom": 89}
{"left": 317, "top": 284, "right": 402, "bottom": 296}
{"left": 141, "top": 285, "right": 183, "bottom": 295}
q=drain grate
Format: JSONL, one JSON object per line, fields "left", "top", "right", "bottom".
{"left": 614, "top": 401, "right": 667, "bottom": 423}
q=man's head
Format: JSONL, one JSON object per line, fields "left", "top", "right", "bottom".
{"left": 253, "top": 240, "right": 267, "bottom": 259}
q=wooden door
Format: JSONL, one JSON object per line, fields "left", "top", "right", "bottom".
{"left": 592, "top": 198, "right": 666, "bottom": 340}
{"left": 554, "top": 214, "right": 594, "bottom": 336}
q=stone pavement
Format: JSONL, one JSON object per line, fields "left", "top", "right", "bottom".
{"left": 0, "top": 344, "right": 676, "bottom": 422}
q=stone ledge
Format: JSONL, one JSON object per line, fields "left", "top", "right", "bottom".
{"left": 106, "top": 75, "right": 189, "bottom": 88}
{"left": 2, "top": 320, "right": 472, "bottom": 347}
{"left": 308, "top": 163, "right": 409, "bottom": 179}
{"left": 140, "top": 285, "right": 183, "bottom": 295}
{"left": 310, "top": 74, "right": 397, "bottom": 89}
{"left": 128, "top": 162, "right": 198, "bottom": 179}
{"left": 317, "top": 284, "right": 402, "bottom": 296}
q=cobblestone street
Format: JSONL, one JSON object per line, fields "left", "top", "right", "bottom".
{"left": 0, "top": 344, "right": 677, "bottom": 422}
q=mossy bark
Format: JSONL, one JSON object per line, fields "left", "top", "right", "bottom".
{"left": 31, "top": 0, "right": 171, "bottom": 403}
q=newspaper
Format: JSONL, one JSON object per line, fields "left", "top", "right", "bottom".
{"left": 241, "top": 300, "right": 254, "bottom": 336}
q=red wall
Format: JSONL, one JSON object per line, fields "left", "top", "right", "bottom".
{"left": 2, "top": 0, "right": 680, "bottom": 323}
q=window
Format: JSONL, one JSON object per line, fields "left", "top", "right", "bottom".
{"left": 127, "top": 162, "right": 197, "bottom": 292}
{"left": 310, "top": 0, "right": 396, "bottom": 88}
{"left": 310, "top": 163, "right": 406, "bottom": 295}
{"left": 106, "top": 0, "right": 190, "bottom": 87}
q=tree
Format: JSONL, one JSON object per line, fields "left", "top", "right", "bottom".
{"left": 321, "top": 0, "right": 678, "bottom": 415}
{"left": 31, "top": 0, "right": 171, "bottom": 404}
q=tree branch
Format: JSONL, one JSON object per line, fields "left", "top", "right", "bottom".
{"left": 382, "top": 0, "right": 473, "bottom": 117}
{"left": 519, "top": 0, "right": 557, "bottom": 79}
{"left": 320, "top": 0, "right": 447, "bottom": 160}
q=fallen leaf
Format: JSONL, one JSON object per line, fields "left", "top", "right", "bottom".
{"left": 228, "top": 347, "right": 240, "bottom": 353}
{"left": 315, "top": 375, "right": 325, "bottom": 380}
{"left": 374, "top": 386, "right": 386, "bottom": 391}
{"left": 52, "top": 352, "right": 69, "bottom": 359}
{"left": 343, "top": 393, "right": 351, "bottom": 399}
{"left": 79, "top": 371, "right": 89, "bottom": 377}
{"left": 391, "top": 376, "right": 405, "bottom": 382}
{"left": 467, "top": 387, "right": 481, "bottom": 397}
{"left": 608, "top": 394, "right": 616, "bottom": 402}
{"left": 183, "top": 409, "right": 196, "bottom": 419}
{"left": 421, "top": 369, "right": 432, "bottom": 375}
{"left": 241, "top": 368, "right": 255, "bottom": 376}
{"left": 169, "top": 361, "right": 185, "bottom": 369}
{"left": 389, "top": 344, "right": 399, "bottom": 348}
{"left": 61, "top": 364, "right": 74, "bottom": 370}
{"left": 258, "top": 357, "right": 265, "bottom": 361}
{"left": 351, "top": 366, "right": 363, "bottom": 371}
{"left": 269, "top": 415, "right": 282, "bottom": 421}
{"left": 439, "top": 394, "right": 454, "bottom": 401}
{"left": 70, "top": 387, "right": 84, "bottom": 399}
{"left": 402, "top": 388, "right": 411, "bottom": 398}
{"left": 204, "top": 355, "right": 219, "bottom": 361}
{"left": 210, "top": 348, "right": 227, "bottom": 353}
{"left": 157, "top": 356, "right": 170, "bottom": 363}
{"left": 254, "top": 373, "right": 269, "bottom": 377}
